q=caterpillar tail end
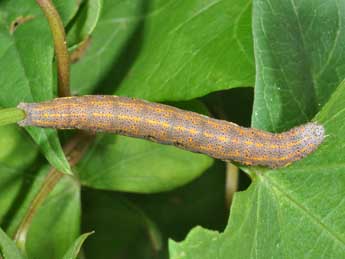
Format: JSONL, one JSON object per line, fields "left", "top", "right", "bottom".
{"left": 300, "top": 122, "right": 325, "bottom": 150}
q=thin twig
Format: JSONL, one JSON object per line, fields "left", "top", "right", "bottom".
{"left": 36, "top": 0, "right": 70, "bottom": 97}
{"left": 14, "top": 133, "right": 94, "bottom": 251}
{"left": 70, "top": 36, "right": 92, "bottom": 64}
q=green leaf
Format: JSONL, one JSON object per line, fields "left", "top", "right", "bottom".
{"left": 0, "top": 125, "right": 38, "bottom": 226}
{"left": 6, "top": 166, "right": 81, "bottom": 259}
{"left": 251, "top": 0, "right": 345, "bottom": 132}
{"left": 169, "top": 227, "right": 220, "bottom": 259}
{"left": 0, "top": 4, "right": 73, "bottom": 174}
{"left": 0, "top": 0, "right": 80, "bottom": 27}
{"left": 0, "top": 168, "right": 29, "bottom": 228}
{"left": 71, "top": 0, "right": 254, "bottom": 100}
{"left": 62, "top": 231, "right": 94, "bottom": 259}
{"left": 0, "top": 125, "right": 38, "bottom": 170}
{"left": 67, "top": 0, "right": 103, "bottom": 48}
{"left": 77, "top": 134, "right": 213, "bottom": 193}
{"left": 0, "top": 227, "right": 24, "bottom": 259}
{"left": 52, "top": 0, "right": 81, "bottom": 26}
{"left": 6, "top": 168, "right": 50, "bottom": 237}
{"left": 25, "top": 175, "right": 81, "bottom": 259}
{"left": 81, "top": 189, "right": 164, "bottom": 259}
{"left": 170, "top": 79, "right": 345, "bottom": 257}
{"left": 170, "top": 0, "right": 345, "bottom": 256}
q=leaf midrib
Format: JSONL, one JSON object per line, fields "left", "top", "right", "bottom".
{"left": 259, "top": 172, "right": 345, "bottom": 250}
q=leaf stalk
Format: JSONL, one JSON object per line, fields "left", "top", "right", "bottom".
{"left": 36, "top": 0, "right": 71, "bottom": 97}
{"left": 0, "top": 108, "right": 26, "bottom": 126}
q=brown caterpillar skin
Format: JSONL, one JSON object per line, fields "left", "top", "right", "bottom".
{"left": 17, "top": 95, "right": 325, "bottom": 168}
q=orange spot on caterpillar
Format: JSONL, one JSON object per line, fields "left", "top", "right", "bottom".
{"left": 92, "top": 113, "right": 114, "bottom": 118}
{"left": 217, "top": 136, "right": 228, "bottom": 142}
{"left": 203, "top": 132, "right": 214, "bottom": 138}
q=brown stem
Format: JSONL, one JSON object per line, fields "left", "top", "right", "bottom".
{"left": 13, "top": 133, "right": 94, "bottom": 250}
{"left": 70, "top": 36, "right": 92, "bottom": 64}
{"left": 36, "top": 0, "right": 70, "bottom": 97}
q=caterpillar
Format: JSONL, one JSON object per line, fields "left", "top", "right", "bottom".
{"left": 17, "top": 95, "right": 325, "bottom": 168}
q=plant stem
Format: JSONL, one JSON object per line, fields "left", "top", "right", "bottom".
{"left": 13, "top": 133, "right": 94, "bottom": 251}
{"left": 36, "top": 0, "right": 71, "bottom": 97}
{"left": 0, "top": 107, "right": 26, "bottom": 126}
{"left": 14, "top": 169, "right": 63, "bottom": 251}
{"left": 70, "top": 36, "right": 92, "bottom": 64}
{"left": 225, "top": 163, "right": 239, "bottom": 209}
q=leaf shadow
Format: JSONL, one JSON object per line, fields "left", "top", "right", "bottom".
{"left": 1, "top": 156, "right": 45, "bottom": 234}
{"left": 95, "top": 0, "right": 151, "bottom": 95}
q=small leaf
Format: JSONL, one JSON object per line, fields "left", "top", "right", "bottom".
{"left": 67, "top": 0, "right": 103, "bottom": 48}
{"left": 0, "top": 227, "right": 24, "bottom": 259}
{"left": 62, "top": 231, "right": 94, "bottom": 259}
{"left": 0, "top": 4, "right": 72, "bottom": 174}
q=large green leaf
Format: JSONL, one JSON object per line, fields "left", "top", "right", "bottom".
{"left": 0, "top": 1, "right": 80, "bottom": 174}
{"left": 67, "top": 0, "right": 103, "bottom": 48}
{"left": 71, "top": 0, "right": 254, "bottom": 100}
{"left": 169, "top": 75, "right": 345, "bottom": 259}
{"left": 251, "top": 0, "right": 345, "bottom": 132}
{"left": 77, "top": 134, "right": 212, "bottom": 193}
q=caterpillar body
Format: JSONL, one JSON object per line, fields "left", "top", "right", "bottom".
{"left": 17, "top": 95, "right": 325, "bottom": 168}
